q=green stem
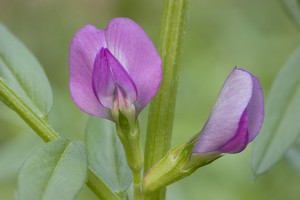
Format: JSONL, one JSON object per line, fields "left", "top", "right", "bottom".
{"left": 114, "top": 115, "right": 143, "bottom": 200}
{"left": 0, "top": 79, "right": 120, "bottom": 200}
{"left": 143, "top": 0, "right": 188, "bottom": 199}
{"left": 133, "top": 170, "right": 142, "bottom": 200}
{"left": 87, "top": 168, "right": 122, "bottom": 200}
{"left": 0, "top": 79, "right": 59, "bottom": 142}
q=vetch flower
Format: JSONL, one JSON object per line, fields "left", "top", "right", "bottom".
{"left": 69, "top": 18, "right": 162, "bottom": 121}
{"left": 193, "top": 67, "right": 264, "bottom": 154}
{"left": 143, "top": 67, "right": 264, "bottom": 192}
{"left": 69, "top": 18, "right": 161, "bottom": 174}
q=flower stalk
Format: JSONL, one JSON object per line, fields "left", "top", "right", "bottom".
{"left": 133, "top": 170, "right": 142, "bottom": 200}
{"left": 114, "top": 115, "right": 143, "bottom": 199}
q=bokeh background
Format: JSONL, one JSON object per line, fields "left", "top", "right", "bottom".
{"left": 1, "top": 0, "right": 300, "bottom": 199}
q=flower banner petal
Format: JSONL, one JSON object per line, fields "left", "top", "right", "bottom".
{"left": 247, "top": 75, "right": 264, "bottom": 141}
{"left": 194, "top": 68, "right": 253, "bottom": 154}
{"left": 69, "top": 25, "right": 109, "bottom": 117}
{"left": 105, "top": 18, "right": 162, "bottom": 112}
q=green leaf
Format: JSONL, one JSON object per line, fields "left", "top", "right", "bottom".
{"left": 18, "top": 139, "right": 87, "bottom": 200}
{"left": 85, "top": 117, "right": 132, "bottom": 193}
{"left": 286, "top": 138, "right": 300, "bottom": 171}
{"left": 252, "top": 47, "right": 300, "bottom": 176}
{"left": 0, "top": 24, "right": 52, "bottom": 117}
{"left": 0, "top": 133, "right": 42, "bottom": 180}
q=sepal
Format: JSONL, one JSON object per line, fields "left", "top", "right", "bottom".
{"left": 115, "top": 113, "right": 143, "bottom": 173}
{"left": 142, "top": 139, "right": 221, "bottom": 193}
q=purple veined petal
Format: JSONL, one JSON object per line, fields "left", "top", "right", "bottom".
{"left": 92, "top": 48, "right": 138, "bottom": 109}
{"left": 193, "top": 68, "right": 264, "bottom": 154}
{"left": 69, "top": 24, "right": 110, "bottom": 118}
{"left": 105, "top": 18, "right": 162, "bottom": 112}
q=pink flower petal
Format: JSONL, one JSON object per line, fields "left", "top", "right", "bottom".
{"left": 69, "top": 18, "right": 162, "bottom": 118}
{"left": 217, "top": 109, "right": 249, "bottom": 153}
{"left": 69, "top": 25, "right": 110, "bottom": 118}
{"left": 105, "top": 18, "right": 162, "bottom": 112}
{"left": 193, "top": 68, "right": 264, "bottom": 154}
{"left": 92, "top": 48, "right": 137, "bottom": 109}
{"left": 247, "top": 74, "right": 264, "bottom": 141}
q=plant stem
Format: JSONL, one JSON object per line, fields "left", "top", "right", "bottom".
{"left": 87, "top": 168, "right": 122, "bottom": 200}
{"left": 133, "top": 170, "right": 142, "bottom": 200}
{"left": 0, "top": 79, "right": 59, "bottom": 142}
{"left": 0, "top": 79, "right": 120, "bottom": 200}
{"left": 143, "top": 0, "right": 188, "bottom": 199}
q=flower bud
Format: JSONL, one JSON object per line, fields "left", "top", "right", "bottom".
{"left": 143, "top": 68, "right": 264, "bottom": 192}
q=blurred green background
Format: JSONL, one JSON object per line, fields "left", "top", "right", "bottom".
{"left": 1, "top": 0, "right": 300, "bottom": 199}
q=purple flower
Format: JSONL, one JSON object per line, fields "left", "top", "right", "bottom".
{"left": 69, "top": 18, "right": 162, "bottom": 120}
{"left": 193, "top": 68, "right": 264, "bottom": 154}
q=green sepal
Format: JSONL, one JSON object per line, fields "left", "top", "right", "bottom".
{"left": 115, "top": 112, "right": 143, "bottom": 173}
{"left": 118, "top": 111, "right": 131, "bottom": 136}
{"left": 143, "top": 139, "right": 221, "bottom": 193}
